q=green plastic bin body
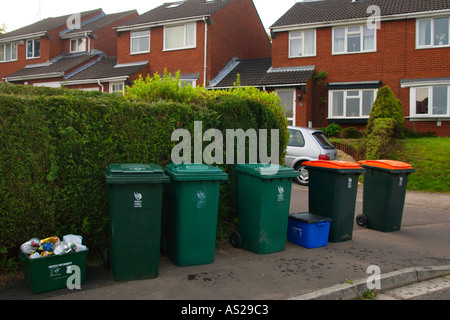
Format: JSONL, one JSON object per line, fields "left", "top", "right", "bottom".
{"left": 235, "top": 164, "right": 300, "bottom": 254}
{"left": 20, "top": 249, "right": 88, "bottom": 294}
{"left": 359, "top": 160, "right": 415, "bottom": 232}
{"left": 305, "top": 161, "right": 364, "bottom": 243}
{"left": 164, "top": 163, "right": 228, "bottom": 266}
{"left": 105, "top": 164, "right": 169, "bottom": 281}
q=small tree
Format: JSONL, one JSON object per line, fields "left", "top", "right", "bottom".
{"left": 367, "top": 86, "right": 404, "bottom": 135}
{"left": 0, "top": 24, "right": 6, "bottom": 34}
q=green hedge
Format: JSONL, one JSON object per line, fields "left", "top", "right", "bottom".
{"left": 0, "top": 81, "right": 287, "bottom": 266}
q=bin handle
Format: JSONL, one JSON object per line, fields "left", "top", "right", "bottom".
{"left": 317, "top": 222, "right": 329, "bottom": 226}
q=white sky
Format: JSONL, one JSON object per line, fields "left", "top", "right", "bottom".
{"left": 1, "top": 0, "right": 301, "bottom": 33}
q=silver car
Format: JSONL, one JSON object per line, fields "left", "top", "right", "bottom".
{"left": 285, "top": 126, "right": 338, "bottom": 186}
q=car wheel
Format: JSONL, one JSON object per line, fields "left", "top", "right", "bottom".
{"left": 294, "top": 164, "right": 309, "bottom": 186}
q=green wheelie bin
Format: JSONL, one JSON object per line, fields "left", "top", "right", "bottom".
{"left": 231, "top": 164, "right": 300, "bottom": 254}
{"left": 104, "top": 163, "right": 169, "bottom": 281}
{"left": 356, "top": 160, "right": 415, "bottom": 232}
{"left": 304, "top": 160, "right": 364, "bottom": 243}
{"left": 164, "top": 163, "right": 228, "bottom": 266}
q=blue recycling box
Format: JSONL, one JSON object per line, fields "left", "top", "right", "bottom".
{"left": 287, "top": 212, "right": 331, "bottom": 249}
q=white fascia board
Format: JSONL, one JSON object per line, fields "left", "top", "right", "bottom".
{"left": 115, "top": 15, "right": 209, "bottom": 32}
{"left": 4, "top": 72, "right": 64, "bottom": 82}
{"left": 63, "top": 76, "right": 129, "bottom": 86}
{"left": 60, "top": 31, "right": 93, "bottom": 39}
{"left": 0, "top": 32, "right": 47, "bottom": 44}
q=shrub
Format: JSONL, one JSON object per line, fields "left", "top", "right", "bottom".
{"left": 367, "top": 86, "right": 404, "bottom": 135}
{"left": 363, "top": 118, "right": 398, "bottom": 159}
{"left": 322, "top": 123, "right": 341, "bottom": 138}
{"left": 341, "top": 127, "right": 363, "bottom": 139}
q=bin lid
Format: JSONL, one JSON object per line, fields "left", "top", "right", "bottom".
{"left": 234, "top": 163, "right": 300, "bottom": 179}
{"left": 358, "top": 160, "right": 414, "bottom": 170}
{"left": 164, "top": 163, "right": 228, "bottom": 181}
{"left": 105, "top": 163, "right": 170, "bottom": 184}
{"left": 289, "top": 212, "right": 332, "bottom": 224}
{"left": 303, "top": 160, "right": 364, "bottom": 173}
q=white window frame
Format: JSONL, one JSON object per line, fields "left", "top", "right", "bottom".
{"left": 332, "top": 24, "right": 376, "bottom": 55}
{"left": 0, "top": 42, "right": 18, "bottom": 63}
{"left": 276, "top": 88, "right": 296, "bottom": 126}
{"left": 163, "top": 22, "right": 196, "bottom": 51}
{"left": 130, "top": 30, "right": 150, "bottom": 55}
{"left": 409, "top": 86, "right": 450, "bottom": 118}
{"left": 70, "top": 38, "right": 87, "bottom": 53}
{"left": 328, "top": 89, "right": 378, "bottom": 119}
{"left": 416, "top": 17, "right": 450, "bottom": 49}
{"left": 289, "top": 29, "right": 316, "bottom": 58}
{"left": 179, "top": 79, "right": 197, "bottom": 88}
{"left": 26, "top": 38, "right": 40, "bottom": 59}
{"left": 109, "top": 81, "right": 125, "bottom": 94}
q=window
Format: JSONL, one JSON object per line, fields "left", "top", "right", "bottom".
{"left": 276, "top": 89, "right": 296, "bottom": 125}
{"left": 411, "top": 86, "right": 450, "bottom": 117}
{"left": 287, "top": 128, "right": 305, "bottom": 147}
{"left": 289, "top": 29, "right": 315, "bottom": 57}
{"left": 329, "top": 89, "right": 377, "bottom": 118}
{"left": 130, "top": 30, "right": 150, "bottom": 54}
{"left": 417, "top": 17, "right": 450, "bottom": 48}
{"left": 70, "top": 38, "right": 87, "bottom": 53}
{"left": 164, "top": 22, "right": 196, "bottom": 51}
{"left": 180, "top": 79, "right": 196, "bottom": 88}
{"left": 27, "top": 39, "right": 40, "bottom": 59}
{"left": 110, "top": 82, "right": 124, "bottom": 94}
{"left": 333, "top": 25, "right": 376, "bottom": 54}
{"left": 0, "top": 42, "right": 17, "bottom": 62}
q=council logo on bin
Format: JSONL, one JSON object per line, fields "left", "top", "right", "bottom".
{"left": 134, "top": 192, "right": 143, "bottom": 208}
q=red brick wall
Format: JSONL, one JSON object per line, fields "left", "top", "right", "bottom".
{"left": 117, "top": 22, "right": 206, "bottom": 83}
{"left": 208, "top": 0, "right": 272, "bottom": 84}
{"left": 272, "top": 18, "right": 450, "bottom": 136}
{"left": 117, "top": 0, "right": 271, "bottom": 86}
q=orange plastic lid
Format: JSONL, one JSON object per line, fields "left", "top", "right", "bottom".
{"left": 358, "top": 160, "right": 413, "bottom": 170}
{"left": 303, "top": 160, "right": 363, "bottom": 169}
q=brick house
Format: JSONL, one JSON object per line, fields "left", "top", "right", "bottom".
{"left": 114, "top": 0, "right": 272, "bottom": 87}
{"left": 1, "top": 9, "right": 138, "bottom": 88}
{"left": 268, "top": 0, "right": 450, "bottom": 136}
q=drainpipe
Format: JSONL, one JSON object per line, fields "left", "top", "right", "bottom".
{"left": 203, "top": 17, "right": 208, "bottom": 87}
{"left": 86, "top": 32, "right": 90, "bottom": 53}
{"left": 98, "top": 80, "right": 104, "bottom": 92}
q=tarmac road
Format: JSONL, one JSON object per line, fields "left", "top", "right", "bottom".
{"left": 1, "top": 182, "right": 449, "bottom": 302}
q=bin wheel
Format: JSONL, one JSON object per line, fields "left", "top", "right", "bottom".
{"left": 103, "top": 248, "right": 111, "bottom": 270}
{"left": 356, "top": 214, "right": 367, "bottom": 227}
{"left": 230, "top": 232, "right": 242, "bottom": 248}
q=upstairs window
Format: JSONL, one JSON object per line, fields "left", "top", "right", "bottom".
{"left": 417, "top": 17, "right": 449, "bottom": 48}
{"left": 0, "top": 42, "right": 18, "bottom": 62}
{"left": 333, "top": 25, "right": 376, "bottom": 54}
{"left": 70, "top": 38, "right": 87, "bottom": 53}
{"left": 130, "top": 30, "right": 150, "bottom": 54}
{"left": 289, "top": 29, "right": 316, "bottom": 57}
{"left": 27, "top": 39, "right": 40, "bottom": 59}
{"left": 164, "top": 22, "right": 196, "bottom": 51}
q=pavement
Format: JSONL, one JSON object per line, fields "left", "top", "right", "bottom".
{"left": 1, "top": 183, "right": 450, "bottom": 302}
